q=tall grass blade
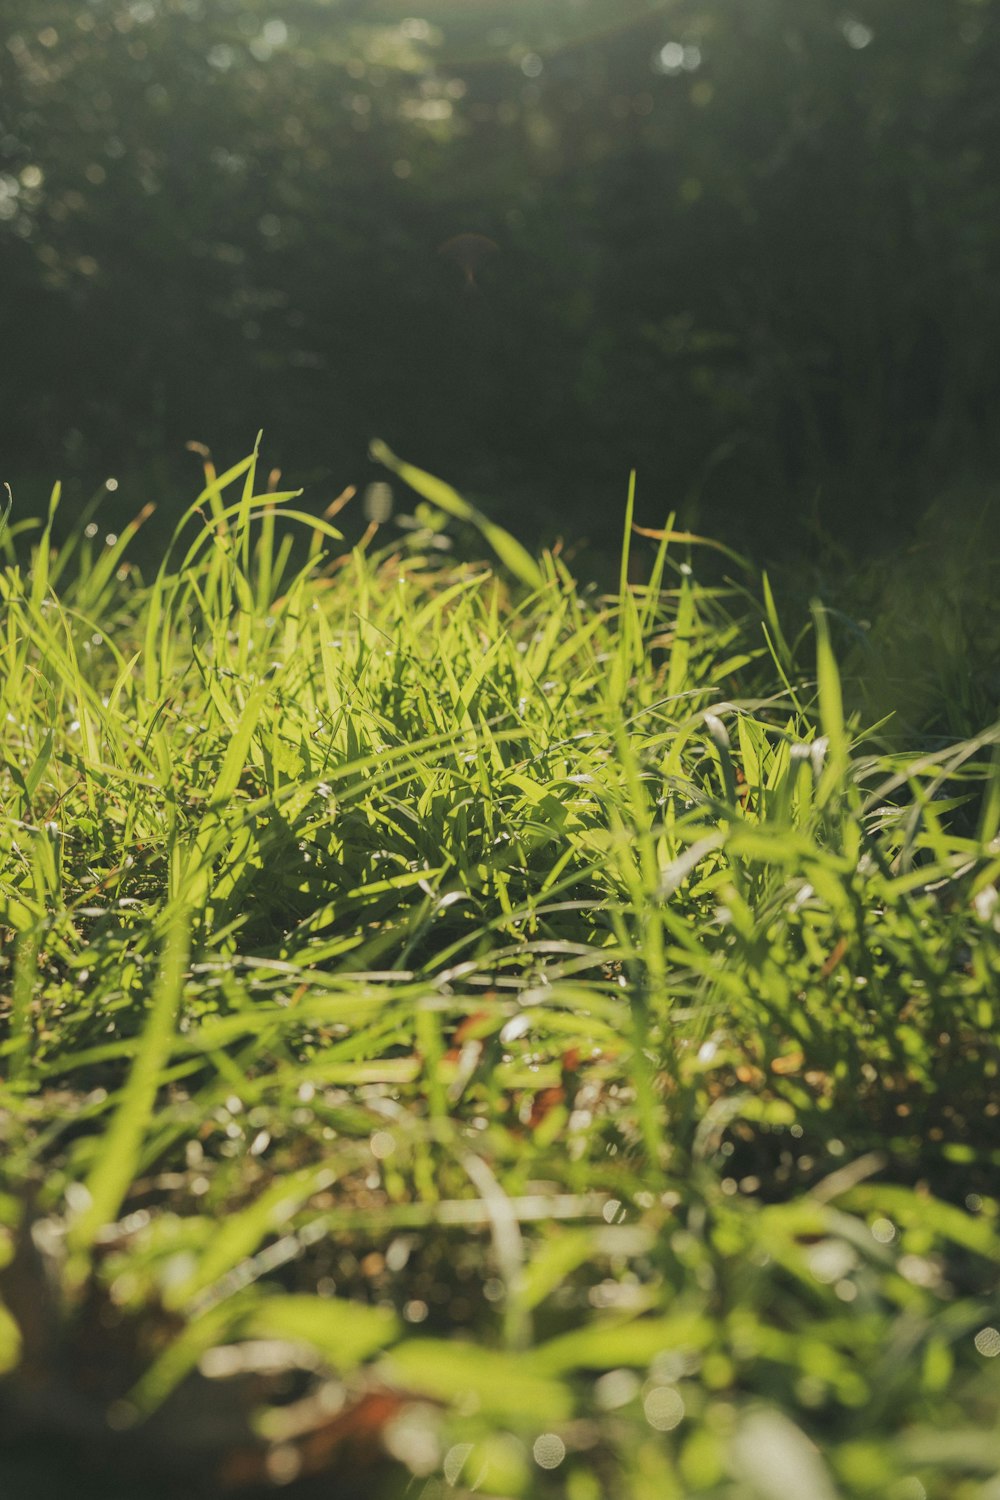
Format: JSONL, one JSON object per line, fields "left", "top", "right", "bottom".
{"left": 371, "top": 440, "right": 545, "bottom": 590}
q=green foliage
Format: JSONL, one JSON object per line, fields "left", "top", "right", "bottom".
{"left": 2, "top": 1, "right": 1000, "bottom": 549}
{"left": 0, "top": 454, "right": 999, "bottom": 1496}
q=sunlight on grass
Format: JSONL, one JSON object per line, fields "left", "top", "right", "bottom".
{"left": 0, "top": 449, "right": 999, "bottom": 1497}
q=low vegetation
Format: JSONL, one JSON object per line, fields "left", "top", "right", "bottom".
{"left": 1, "top": 445, "right": 999, "bottom": 1498}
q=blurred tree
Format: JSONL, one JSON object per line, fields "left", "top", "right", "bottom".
{"left": 1, "top": 0, "right": 998, "bottom": 553}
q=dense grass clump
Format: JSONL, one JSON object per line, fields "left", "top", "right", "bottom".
{"left": 1, "top": 447, "right": 999, "bottom": 1499}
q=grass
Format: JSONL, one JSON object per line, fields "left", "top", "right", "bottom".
{"left": 1, "top": 441, "right": 999, "bottom": 1499}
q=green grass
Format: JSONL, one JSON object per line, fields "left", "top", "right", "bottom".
{"left": 1, "top": 444, "right": 999, "bottom": 1499}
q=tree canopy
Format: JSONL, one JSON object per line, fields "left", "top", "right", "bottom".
{"left": 2, "top": 0, "right": 998, "bottom": 549}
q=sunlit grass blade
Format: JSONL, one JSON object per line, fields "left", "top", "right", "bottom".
{"left": 67, "top": 904, "right": 191, "bottom": 1259}
{"left": 371, "top": 439, "right": 545, "bottom": 590}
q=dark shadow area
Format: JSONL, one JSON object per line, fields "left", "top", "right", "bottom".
{"left": 2, "top": 0, "right": 1000, "bottom": 561}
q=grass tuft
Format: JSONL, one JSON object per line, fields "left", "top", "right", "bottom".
{"left": 1, "top": 452, "right": 999, "bottom": 1498}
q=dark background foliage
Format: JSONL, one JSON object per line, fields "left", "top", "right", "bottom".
{"left": 2, "top": 0, "right": 999, "bottom": 555}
